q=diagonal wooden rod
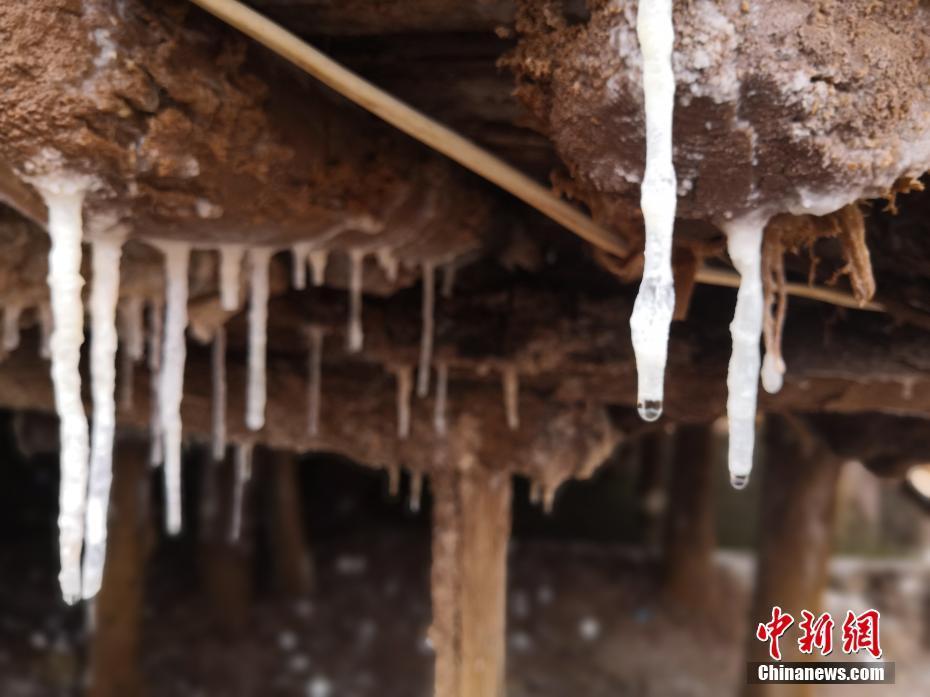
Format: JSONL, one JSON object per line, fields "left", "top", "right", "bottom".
{"left": 186, "top": 0, "right": 883, "bottom": 313}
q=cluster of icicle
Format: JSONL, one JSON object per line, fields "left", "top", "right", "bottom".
{"left": 631, "top": 0, "right": 771, "bottom": 488}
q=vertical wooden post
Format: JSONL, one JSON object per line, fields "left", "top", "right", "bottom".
{"left": 267, "top": 449, "right": 314, "bottom": 596}
{"left": 430, "top": 467, "right": 511, "bottom": 697}
{"left": 88, "top": 440, "right": 151, "bottom": 697}
{"left": 743, "top": 415, "right": 843, "bottom": 697}
{"left": 662, "top": 423, "right": 717, "bottom": 610}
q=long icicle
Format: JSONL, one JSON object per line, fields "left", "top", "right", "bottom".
{"left": 307, "top": 326, "right": 323, "bottom": 437}
{"left": 503, "top": 364, "right": 520, "bottom": 431}
{"left": 211, "top": 326, "right": 227, "bottom": 461}
{"left": 229, "top": 441, "right": 253, "bottom": 543}
{"left": 308, "top": 249, "right": 329, "bottom": 287}
{"left": 246, "top": 248, "right": 272, "bottom": 431}
{"left": 291, "top": 242, "right": 311, "bottom": 290}
{"left": 347, "top": 249, "right": 365, "bottom": 353}
{"left": 157, "top": 241, "right": 191, "bottom": 534}
{"left": 3, "top": 301, "right": 22, "bottom": 353}
{"left": 417, "top": 261, "right": 436, "bottom": 397}
{"left": 82, "top": 234, "right": 125, "bottom": 599}
{"left": 36, "top": 178, "right": 90, "bottom": 605}
{"left": 395, "top": 364, "right": 413, "bottom": 439}
{"left": 218, "top": 244, "right": 245, "bottom": 312}
{"left": 147, "top": 298, "right": 164, "bottom": 467}
{"left": 433, "top": 361, "right": 448, "bottom": 436}
{"left": 722, "top": 215, "right": 767, "bottom": 489}
{"left": 629, "top": 0, "right": 677, "bottom": 422}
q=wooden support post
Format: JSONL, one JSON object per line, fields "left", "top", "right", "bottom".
{"left": 267, "top": 449, "right": 314, "bottom": 596}
{"left": 430, "top": 467, "right": 511, "bottom": 697}
{"left": 743, "top": 415, "right": 843, "bottom": 697}
{"left": 662, "top": 423, "right": 717, "bottom": 611}
{"left": 88, "top": 440, "right": 152, "bottom": 697}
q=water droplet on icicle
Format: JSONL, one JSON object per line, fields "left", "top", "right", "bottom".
{"left": 3, "top": 301, "right": 23, "bottom": 353}
{"left": 761, "top": 352, "right": 785, "bottom": 395}
{"left": 82, "top": 234, "right": 125, "bottom": 599}
{"left": 417, "top": 261, "right": 436, "bottom": 397}
{"left": 629, "top": 0, "right": 678, "bottom": 424}
{"left": 155, "top": 241, "right": 191, "bottom": 535}
{"left": 502, "top": 364, "right": 520, "bottom": 431}
{"left": 306, "top": 327, "right": 324, "bottom": 437}
{"left": 211, "top": 326, "right": 227, "bottom": 461}
{"left": 218, "top": 244, "right": 245, "bottom": 312}
{"left": 394, "top": 365, "right": 413, "bottom": 439}
{"left": 34, "top": 176, "right": 91, "bottom": 605}
{"left": 246, "top": 248, "right": 272, "bottom": 431}
{"left": 347, "top": 250, "right": 365, "bottom": 353}
{"left": 721, "top": 214, "right": 768, "bottom": 490}
{"left": 228, "top": 441, "right": 253, "bottom": 543}
{"left": 433, "top": 361, "right": 448, "bottom": 436}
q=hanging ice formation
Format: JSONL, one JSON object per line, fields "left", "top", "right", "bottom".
{"left": 117, "top": 297, "right": 144, "bottom": 411}
{"left": 395, "top": 365, "right": 413, "bottom": 439}
{"left": 308, "top": 249, "right": 329, "bottom": 287}
{"left": 34, "top": 177, "right": 91, "bottom": 605}
{"left": 156, "top": 241, "right": 191, "bottom": 534}
{"left": 347, "top": 249, "right": 365, "bottom": 353}
{"left": 3, "top": 302, "right": 22, "bottom": 352}
{"left": 246, "top": 248, "right": 272, "bottom": 431}
{"left": 417, "top": 261, "right": 436, "bottom": 397}
{"left": 147, "top": 298, "right": 164, "bottom": 467}
{"left": 307, "top": 326, "right": 324, "bottom": 437}
{"left": 218, "top": 244, "right": 245, "bottom": 312}
{"left": 629, "top": 0, "right": 678, "bottom": 423}
{"left": 409, "top": 470, "right": 423, "bottom": 513}
{"left": 376, "top": 248, "right": 399, "bottom": 283}
{"left": 434, "top": 361, "right": 448, "bottom": 436}
{"left": 291, "top": 242, "right": 311, "bottom": 290}
{"left": 211, "top": 326, "right": 227, "bottom": 461}
{"left": 502, "top": 364, "right": 520, "bottom": 431}
{"left": 722, "top": 216, "right": 768, "bottom": 490}
{"left": 82, "top": 234, "right": 125, "bottom": 599}
{"left": 38, "top": 302, "right": 52, "bottom": 360}
{"left": 229, "top": 442, "right": 253, "bottom": 543}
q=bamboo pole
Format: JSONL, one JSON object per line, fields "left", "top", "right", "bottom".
{"left": 186, "top": 0, "right": 885, "bottom": 314}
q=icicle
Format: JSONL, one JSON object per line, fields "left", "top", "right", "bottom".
{"left": 38, "top": 302, "right": 52, "bottom": 360}
{"left": 542, "top": 482, "right": 557, "bottom": 514}
{"left": 417, "top": 261, "right": 436, "bottom": 397}
{"left": 347, "top": 249, "right": 365, "bottom": 353}
{"left": 529, "top": 480, "right": 543, "bottom": 506}
{"left": 308, "top": 249, "right": 329, "bottom": 287}
{"left": 229, "top": 442, "right": 253, "bottom": 543}
{"left": 246, "top": 248, "right": 272, "bottom": 431}
{"left": 387, "top": 464, "right": 401, "bottom": 498}
{"left": 291, "top": 242, "right": 311, "bottom": 290}
{"left": 147, "top": 299, "right": 164, "bottom": 467}
{"left": 502, "top": 364, "right": 520, "bottom": 431}
{"left": 441, "top": 262, "right": 457, "bottom": 299}
{"left": 211, "top": 326, "right": 227, "bottom": 461}
{"left": 395, "top": 365, "right": 413, "bottom": 439}
{"left": 218, "top": 244, "right": 245, "bottom": 312}
{"left": 761, "top": 237, "right": 788, "bottom": 395}
{"left": 117, "top": 297, "right": 144, "bottom": 412}
{"left": 409, "top": 470, "right": 423, "bottom": 513}
{"left": 36, "top": 178, "right": 90, "bottom": 605}
{"left": 82, "top": 234, "right": 125, "bottom": 599}
{"left": 722, "top": 215, "right": 767, "bottom": 490}
{"left": 433, "top": 361, "right": 448, "bottom": 436}
{"left": 157, "top": 241, "right": 191, "bottom": 534}
{"left": 307, "top": 326, "right": 324, "bottom": 437}
{"left": 629, "top": 0, "right": 678, "bottom": 423}
{"left": 3, "top": 301, "right": 23, "bottom": 352}
{"left": 376, "top": 248, "right": 399, "bottom": 283}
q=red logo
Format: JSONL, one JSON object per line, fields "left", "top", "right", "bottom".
{"left": 755, "top": 607, "right": 882, "bottom": 660}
